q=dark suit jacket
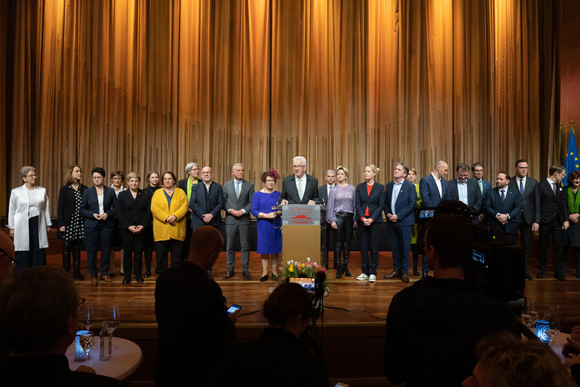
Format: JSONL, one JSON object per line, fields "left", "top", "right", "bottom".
{"left": 57, "top": 183, "right": 88, "bottom": 228}
{"left": 508, "top": 176, "right": 540, "bottom": 225}
{"left": 177, "top": 178, "right": 198, "bottom": 196}
{"left": 115, "top": 189, "right": 151, "bottom": 229}
{"left": 190, "top": 181, "right": 224, "bottom": 229}
{"left": 278, "top": 174, "right": 320, "bottom": 204}
{"left": 355, "top": 182, "right": 385, "bottom": 223}
{"left": 223, "top": 179, "right": 254, "bottom": 225}
{"left": 448, "top": 178, "right": 482, "bottom": 212}
{"left": 80, "top": 186, "right": 117, "bottom": 228}
{"left": 419, "top": 174, "right": 451, "bottom": 208}
{"left": 318, "top": 184, "right": 332, "bottom": 224}
{"left": 484, "top": 186, "right": 522, "bottom": 234}
{"left": 384, "top": 179, "right": 417, "bottom": 227}
{"left": 535, "top": 179, "right": 569, "bottom": 225}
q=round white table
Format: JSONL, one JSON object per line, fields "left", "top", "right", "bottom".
{"left": 66, "top": 337, "right": 143, "bottom": 380}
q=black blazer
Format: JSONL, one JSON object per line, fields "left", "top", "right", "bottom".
{"left": 80, "top": 186, "right": 117, "bottom": 228}
{"left": 355, "top": 182, "right": 385, "bottom": 223}
{"left": 508, "top": 176, "right": 540, "bottom": 225}
{"left": 116, "top": 189, "right": 152, "bottom": 230}
{"left": 190, "top": 181, "right": 224, "bottom": 229}
{"left": 278, "top": 174, "right": 320, "bottom": 204}
{"left": 448, "top": 178, "right": 482, "bottom": 212}
{"left": 536, "top": 179, "right": 569, "bottom": 225}
{"left": 57, "top": 184, "right": 88, "bottom": 228}
{"left": 484, "top": 186, "right": 522, "bottom": 234}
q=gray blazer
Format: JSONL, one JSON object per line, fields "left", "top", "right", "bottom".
{"left": 223, "top": 179, "right": 254, "bottom": 225}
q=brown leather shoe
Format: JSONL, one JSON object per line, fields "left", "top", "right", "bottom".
{"left": 401, "top": 274, "right": 410, "bottom": 283}
{"left": 100, "top": 275, "right": 113, "bottom": 283}
{"left": 90, "top": 277, "right": 98, "bottom": 286}
{"left": 384, "top": 271, "right": 400, "bottom": 279}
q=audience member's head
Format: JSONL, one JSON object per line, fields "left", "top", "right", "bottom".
{"left": 263, "top": 282, "right": 312, "bottom": 338}
{"left": 424, "top": 214, "right": 473, "bottom": 271}
{"left": 0, "top": 231, "right": 15, "bottom": 283}
{"left": 462, "top": 333, "right": 576, "bottom": 387}
{"left": 0, "top": 266, "right": 79, "bottom": 355}
{"left": 188, "top": 226, "right": 224, "bottom": 270}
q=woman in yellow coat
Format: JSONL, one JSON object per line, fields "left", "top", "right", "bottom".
{"left": 151, "top": 171, "right": 188, "bottom": 273}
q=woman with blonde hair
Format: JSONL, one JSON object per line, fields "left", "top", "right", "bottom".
{"left": 327, "top": 166, "right": 356, "bottom": 278}
{"left": 355, "top": 164, "right": 384, "bottom": 282}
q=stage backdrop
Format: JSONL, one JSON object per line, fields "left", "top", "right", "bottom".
{"left": 1, "top": 0, "right": 563, "bottom": 217}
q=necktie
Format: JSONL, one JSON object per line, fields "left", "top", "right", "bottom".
{"left": 298, "top": 178, "right": 303, "bottom": 201}
{"left": 553, "top": 183, "right": 557, "bottom": 195}
{"left": 519, "top": 179, "right": 524, "bottom": 195}
{"left": 478, "top": 179, "right": 483, "bottom": 194}
{"left": 235, "top": 181, "right": 241, "bottom": 198}
{"left": 501, "top": 189, "right": 505, "bottom": 201}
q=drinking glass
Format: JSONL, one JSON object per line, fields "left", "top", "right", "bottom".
{"left": 104, "top": 305, "right": 121, "bottom": 335}
{"left": 79, "top": 303, "right": 94, "bottom": 330}
{"left": 548, "top": 304, "right": 562, "bottom": 345}
{"left": 79, "top": 332, "right": 94, "bottom": 366}
{"left": 521, "top": 298, "right": 537, "bottom": 328}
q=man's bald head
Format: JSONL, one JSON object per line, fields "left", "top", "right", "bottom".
{"left": 188, "top": 226, "right": 224, "bottom": 270}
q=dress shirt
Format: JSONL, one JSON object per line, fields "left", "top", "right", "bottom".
{"left": 457, "top": 180, "right": 468, "bottom": 205}
{"left": 295, "top": 176, "right": 306, "bottom": 201}
{"left": 431, "top": 172, "right": 442, "bottom": 198}
{"left": 516, "top": 176, "right": 526, "bottom": 194}
{"left": 391, "top": 180, "right": 403, "bottom": 215}
{"left": 205, "top": 182, "right": 212, "bottom": 192}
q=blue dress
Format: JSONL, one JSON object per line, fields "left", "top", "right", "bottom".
{"left": 251, "top": 191, "right": 282, "bottom": 254}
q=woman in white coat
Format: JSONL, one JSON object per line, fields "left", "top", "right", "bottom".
{"left": 8, "top": 166, "right": 52, "bottom": 274}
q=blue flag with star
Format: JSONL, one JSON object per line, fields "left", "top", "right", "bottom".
{"left": 565, "top": 128, "right": 580, "bottom": 186}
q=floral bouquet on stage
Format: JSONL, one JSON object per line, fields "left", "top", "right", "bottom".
{"left": 281, "top": 257, "right": 326, "bottom": 278}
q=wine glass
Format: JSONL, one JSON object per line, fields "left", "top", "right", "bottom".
{"left": 104, "top": 305, "right": 121, "bottom": 335}
{"left": 79, "top": 332, "right": 94, "bottom": 366}
{"left": 79, "top": 302, "right": 93, "bottom": 331}
{"left": 548, "top": 304, "right": 562, "bottom": 345}
{"left": 521, "top": 298, "right": 536, "bottom": 328}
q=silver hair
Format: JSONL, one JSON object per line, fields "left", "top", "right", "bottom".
{"left": 20, "top": 166, "right": 36, "bottom": 179}
{"left": 326, "top": 169, "right": 337, "bottom": 176}
{"left": 293, "top": 156, "right": 307, "bottom": 166}
{"left": 185, "top": 162, "right": 198, "bottom": 174}
{"left": 232, "top": 163, "right": 244, "bottom": 171}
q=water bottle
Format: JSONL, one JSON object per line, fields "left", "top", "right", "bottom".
{"left": 99, "top": 323, "right": 111, "bottom": 360}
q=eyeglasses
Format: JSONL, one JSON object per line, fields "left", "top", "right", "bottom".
{"left": 79, "top": 297, "right": 86, "bottom": 312}
{"left": 0, "top": 248, "right": 16, "bottom": 268}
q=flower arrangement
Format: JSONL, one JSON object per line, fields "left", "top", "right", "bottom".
{"left": 281, "top": 257, "right": 326, "bottom": 278}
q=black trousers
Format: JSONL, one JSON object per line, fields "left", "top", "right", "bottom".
{"left": 14, "top": 216, "right": 46, "bottom": 274}
{"left": 121, "top": 228, "right": 145, "bottom": 277}
{"left": 155, "top": 239, "right": 184, "bottom": 273}
{"left": 538, "top": 221, "right": 565, "bottom": 277}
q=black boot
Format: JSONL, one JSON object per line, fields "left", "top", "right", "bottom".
{"left": 72, "top": 240, "right": 85, "bottom": 280}
{"left": 333, "top": 243, "right": 341, "bottom": 270}
{"left": 62, "top": 240, "right": 72, "bottom": 273}
{"left": 343, "top": 246, "right": 352, "bottom": 277}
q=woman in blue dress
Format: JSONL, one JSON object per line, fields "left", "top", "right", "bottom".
{"left": 252, "top": 169, "right": 282, "bottom": 282}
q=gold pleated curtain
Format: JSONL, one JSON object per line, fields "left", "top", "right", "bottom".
{"left": 1, "top": 0, "right": 559, "bottom": 216}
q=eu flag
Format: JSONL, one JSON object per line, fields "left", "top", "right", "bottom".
{"left": 564, "top": 127, "right": 580, "bottom": 186}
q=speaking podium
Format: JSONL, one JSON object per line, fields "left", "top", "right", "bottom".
{"left": 279, "top": 204, "right": 322, "bottom": 262}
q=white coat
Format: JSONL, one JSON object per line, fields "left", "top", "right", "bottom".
{"left": 7, "top": 185, "right": 52, "bottom": 251}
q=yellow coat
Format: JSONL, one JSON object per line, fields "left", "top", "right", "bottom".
{"left": 151, "top": 188, "right": 189, "bottom": 242}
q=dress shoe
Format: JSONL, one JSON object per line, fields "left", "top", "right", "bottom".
{"left": 242, "top": 270, "right": 252, "bottom": 280}
{"left": 555, "top": 275, "right": 566, "bottom": 282}
{"left": 413, "top": 270, "right": 420, "bottom": 276}
{"left": 260, "top": 274, "right": 269, "bottom": 282}
{"left": 100, "top": 275, "right": 113, "bottom": 283}
{"left": 136, "top": 276, "right": 144, "bottom": 283}
{"left": 384, "top": 271, "right": 400, "bottom": 279}
{"left": 536, "top": 272, "right": 545, "bottom": 279}
{"left": 421, "top": 273, "right": 428, "bottom": 280}
{"left": 401, "top": 274, "right": 410, "bottom": 283}
{"left": 90, "top": 277, "right": 98, "bottom": 286}
{"left": 224, "top": 270, "right": 235, "bottom": 279}
{"left": 122, "top": 277, "right": 131, "bottom": 285}
{"left": 525, "top": 272, "right": 533, "bottom": 280}
{"left": 271, "top": 274, "right": 280, "bottom": 281}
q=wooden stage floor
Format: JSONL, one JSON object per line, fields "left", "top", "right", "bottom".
{"left": 44, "top": 249, "right": 580, "bottom": 329}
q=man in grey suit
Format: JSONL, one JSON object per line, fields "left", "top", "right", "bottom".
{"left": 448, "top": 163, "right": 482, "bottom": 221}
{"left": 508, "top": 159, "right": 540, "bottom": 280}
{"left": 318, "top": 169, "right": 336, "bottom": 269}
{"left": 278, "top": 156, "right": 320, "bottom": 205}
{"left": 223, "top": 163, "right": 254, "bottom": 280}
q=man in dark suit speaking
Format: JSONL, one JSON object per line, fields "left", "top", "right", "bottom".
{"left": 278, "top": 156, "right": 320, "bottom": 205}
